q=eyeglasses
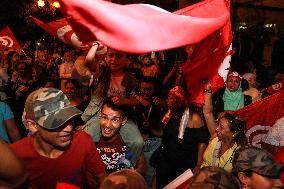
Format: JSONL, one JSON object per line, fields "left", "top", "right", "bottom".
{"left": 100, "top": 114, "right": 122, "bottom": 125}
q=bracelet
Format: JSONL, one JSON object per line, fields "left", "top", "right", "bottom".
{"left": 204, "top": 89, "right": 212, "bottom": 93}
{"left": 92, "top": 41, "right": 100, "bottom": 46}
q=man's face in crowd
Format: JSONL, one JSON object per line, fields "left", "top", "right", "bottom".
{"left": 100, "top": 104, "right": 127, "bottom": 141}
{"left": 140, "top": 81, "right": 155, "bottom": 100}
{"left": 36, "top": 119, "right": 74, "bottom": 149}
{"left": 226, "top": 76, "right": 241, "bottom": 92}
{"left": 105, "top": 48, "right": 128, "bottom": 72}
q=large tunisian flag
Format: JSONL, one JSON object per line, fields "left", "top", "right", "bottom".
{"left": 182, "top": 0, "right": 232, "bottom": 104}
{"left": 235, "top": 90, "right": 284, "bottom": 147}
{"left": 0, "top": 26, "right": 21, "bottom": 51}
{"left": 32, "top": 17, "right": 88, "bottom": 48}
{"left": 58, "top": 0, "right": 229, "bottom": 54}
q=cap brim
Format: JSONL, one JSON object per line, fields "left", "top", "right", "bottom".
{"left": 255, "top": 163, "right": 284, "bottom": 177}
{"left": 39, "top": 106, "right": 82, "bottom": 130}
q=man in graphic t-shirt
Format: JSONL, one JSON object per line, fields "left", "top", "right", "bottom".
{"left": 96, "top": 97, "right": 145, "bottom": 175}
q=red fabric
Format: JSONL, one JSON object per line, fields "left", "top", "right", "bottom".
{"left": 182, "top": 0, "right": 232, "bottom": 104}
{"left": 32, "top": 17, "right": 88, "bottom": 48}
{"left": 267, "top": 80, "right": 284, "bottom": 94}
{"left": 0, "top": 26, "right": 21, "bottom": 51}
{"left": 235, "top": 90, "right": 284, "bottom": 147}
{"left": 58, "top": 0, "right": 229, "bottom": 53}
{"left": 56, "top": 183, "right": 80, "bottom": 189}
{"left": 10, "top": 131, "right": 105, "bottom": 189}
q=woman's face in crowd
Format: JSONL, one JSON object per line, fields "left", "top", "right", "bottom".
{"left": 226, "top": 76, "right": 241, "bottom": 92}
{"left": 37, "top": 51, "right": 46, "bottom": 62}
{"left": 32, "top": 68, "right": 38, "bottom": 80}
{"left": 17, "top": 63, "right": 26, "bottom": 76}
{"left": 215, "top": 116, "right": 233, "bottom": 142}
{"left": 64, "top": 82, "right": 77, "bottom": 99}
{"left": 166, "top": 94, "right": 180, "bottom": 110}
{"left": 63, "top": 52, "right": 72, "bottom": 63}
{"left": 105, "top": 49, "right": 128, "bottom": 72}
{"left": 12, "top": 53, "right": 19, "bottom": 63}
{"left": 142, "top": 56, "right": 151, "bottom": 66}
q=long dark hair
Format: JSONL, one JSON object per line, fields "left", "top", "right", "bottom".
{"left": 224, "top": 113, "right": 248, "bottom": 147}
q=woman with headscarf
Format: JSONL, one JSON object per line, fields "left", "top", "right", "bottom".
{"left": 212, "top": 71, "right": 252, "bottom": 117}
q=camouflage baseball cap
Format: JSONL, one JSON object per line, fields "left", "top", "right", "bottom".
{"left": 188, "top": 166, "right": 240, "bottom": 189}
{"left": 232, "top": 146, "right": 284, "bottom": 177}
{"left": 25, "top": 88, "right": 82, "bottom": 130}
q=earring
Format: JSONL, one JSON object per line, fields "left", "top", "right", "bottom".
{"left": 232, "top": 134, "right": 236, "bottom": 137}
{"left": 243, "top": 184, "right": 250, "bottom": 189}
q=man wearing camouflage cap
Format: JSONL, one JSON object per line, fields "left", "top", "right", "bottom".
{"left": 188, "top": 166, "right": 240, "bottom": 189}
{"left": 232, "top": 146, "right": 284, "bottom": 189}
{"left": 10, "top": 88, "right": 107, "bottom": 188}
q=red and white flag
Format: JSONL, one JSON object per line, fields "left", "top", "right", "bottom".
{"left": 32, "top": 16, "right": 88, "bottom": 48}
{"left": 0, "top": 26, "right": 21, "bottom": 51}
{"left": 58, "top": 0, "right": 229, "bottom": 53}
{"left": 182, "top": 0, "right": 232, "bottom": 104}
{"left": 163, "top": 168, "right": 193, "bottom": 189}
{"left": 235, "top": 90, "right": 284, "bottom": 147}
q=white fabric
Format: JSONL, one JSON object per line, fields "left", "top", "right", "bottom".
{"left": 264, "top": 117, "right": 284, "bottom": 147}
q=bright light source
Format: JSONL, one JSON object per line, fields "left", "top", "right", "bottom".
{"left": 38, "top": 0, "right": 45, "bottom": 7}
{"left": 53, "top": 1, "right": 60, "bottom": 8}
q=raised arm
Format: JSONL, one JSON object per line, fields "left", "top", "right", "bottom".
{"left": 203, "top": 83, "right": 217, "bottom": 140}
{"left": 84, "top": 42, "right": 100, "bottom": 73}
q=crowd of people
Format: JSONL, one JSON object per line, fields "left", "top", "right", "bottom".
{"left": 0, "top": 35, "right": 284, "bottom": 189}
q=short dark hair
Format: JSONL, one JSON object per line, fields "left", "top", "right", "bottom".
{"left": 101, "top": 97, "right": 128, "bottom": 118}
{"left": 140, "top": 76, "right": 156, "bottom": 84}
{"left": 64, "top": 79, "right": 81, "bottom": 90}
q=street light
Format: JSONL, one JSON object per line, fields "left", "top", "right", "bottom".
{"left": 52, "top": 1, "right": 60, "bottom": 8}
{"left": 37, "top": 0, "right": 45, "bottom": 7}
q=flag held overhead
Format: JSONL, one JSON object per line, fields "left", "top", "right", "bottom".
{"left": 58, "top": 0, "right": 229, "bottom": 53}
{"left": 32, "top": 16, "right": 88, "bottom": 48}
{"left": 0, "top": 26, "right": 21, "bottom": 51}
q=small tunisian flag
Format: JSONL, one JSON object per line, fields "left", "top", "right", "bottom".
{"left": 32, "top": 16, "right": 88, "bottom": 48}
{"left": 235, "top": 90, "right": 284, "bottom": 147}
{"left": 58, "top": 0, "right": 229, "bottom": 53}
{"left": 0, "top": 26, "right": 21, "bottom": 51}
{"left": 182, "top": 0, "right": 232, "bottom": 104}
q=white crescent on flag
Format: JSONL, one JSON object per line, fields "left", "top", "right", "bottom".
{"left": 0, "top": 26, "right": 21, "bottom": 51}
{"left": 0, "top": 36, "right": 14, "bottom": 47}
{"left": 235, "top": 90, "right": 284, "bottom": 147}
{"left": 32, "top": 16, "right": 88, "bottom": 48}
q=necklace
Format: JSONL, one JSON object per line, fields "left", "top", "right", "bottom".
{"left": 217, "top": 144, "right": 238, "bottom": 169}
